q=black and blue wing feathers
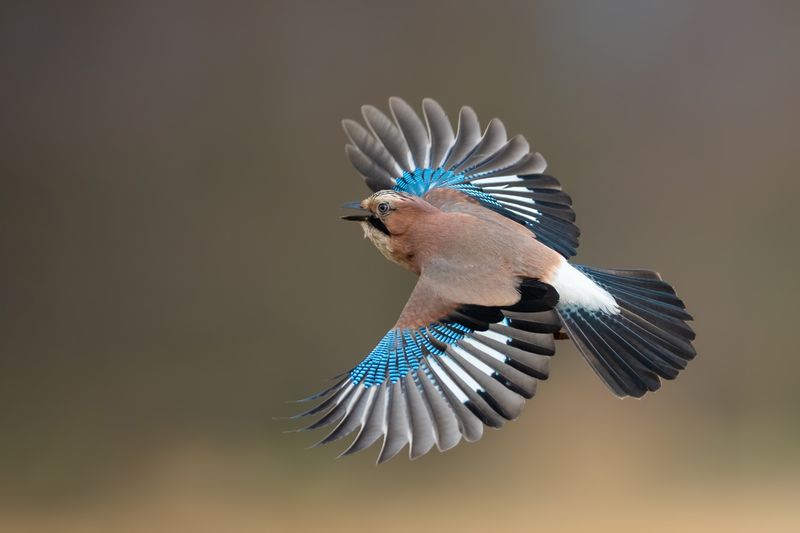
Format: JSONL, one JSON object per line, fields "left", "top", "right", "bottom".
{"left": 290, "top": 280, "right": 560, "bottom": 463}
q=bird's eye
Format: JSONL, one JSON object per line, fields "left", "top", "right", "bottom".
{"left": 377, "top": 202, "right": 391, "bottom": 215}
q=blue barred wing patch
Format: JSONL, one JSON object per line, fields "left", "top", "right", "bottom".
{"left": 394, "top": 168, "right": 502, "bottom": 208}
{"left": 351, "top": 322, "right": 470, "bottom": 387}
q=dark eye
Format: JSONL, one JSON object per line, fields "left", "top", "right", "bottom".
{"left": 377, "top": 202, "right": 391, "bottom": 215}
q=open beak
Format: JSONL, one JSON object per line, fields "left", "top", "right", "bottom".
{"left": 341, "top": 201, "right": 370, "bottom": 221}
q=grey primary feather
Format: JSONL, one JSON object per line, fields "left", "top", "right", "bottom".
{"left": 490, "top": 324, "right": 556, "bottom": 355}
{"left": 446, "top": 394, "right": 484, "bottom": 443}
{"left": 443, "top": 106, "right": 482, "bottom": 171}
{"left": 343, "top": 119, "right": 400, "bottom": 178}
{"left": 458, "top": 340, "right": 539, "bottom": 399}
{"left": 290, "top": 380, "right": 351, "bottom": 420}
{"left": 452, "top": 118, "right": 508, "bottom": 175}
{"left": 495, "top": 188, "right": 572, "bottom": 206}
{"left": 474, "top": 335, "right": 551, "bottom": 381}
{"left": 345, "top": 145, "right": 396, "bottom": 192}
{"left": 403, "top": 375, "right": 437, "bottom": 459}
{"left": 415, "top": 365, "right": 462, "bottom": 451}
{"left": 467, "top": 151, "right": 547, "bottom": 180}
{"left": 291, "top": 377, "right": 348, "bottom": 404}
{"left": 425, "top": 359, "right": 484, "bottom": 443}
{"left": 389, "top": 97, "right": 430, "bottom": 170}
{"left": 434, "top": 357, "right": 506, "bottom": 429}
{"left": 464, "top": 135, "right": 530, "bottom": 177}
{"left": 339, "top": 385, "right": 387, "bottom": 457}
{"left": 497, "top": 196, "right": 575, "bottom": 223}
{"left": 362, "top": 105, "right": 413, "bottom": 173}
{"left": 453, "top": 383, "right": 506, "bottom": 428}
{"left": 301, "top": 384, "right": 357, "bottom": 430}
{"left": 423, "top": 98, "right": 455, "bottom": 169}
{"left": 447, "top": 348, "right": 526, "bottom": 420}
{"left": 377, "top": 381, "right": 411, "bottom": 463}
{"left": 313, "top": 386, "right": 371, "bottom": 446}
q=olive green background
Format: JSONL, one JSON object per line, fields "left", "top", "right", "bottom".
{"left": 1, "top": 1, "right": 798, "bottom": 531}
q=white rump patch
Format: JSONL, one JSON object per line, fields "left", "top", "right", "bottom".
{"left": 551, "top": 260, "right": 620, "bottom": 314}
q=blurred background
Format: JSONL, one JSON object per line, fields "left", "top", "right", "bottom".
{"left": 1, "top": 1, "right": 799, "bottom": 531}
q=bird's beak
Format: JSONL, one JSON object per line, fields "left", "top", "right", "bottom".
{"left": 341, "top": 201, "right": 370, "bottom": 221}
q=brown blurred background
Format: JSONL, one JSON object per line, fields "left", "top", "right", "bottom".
{"left": 1, "top": 1, "right": 799, "bottom": 531}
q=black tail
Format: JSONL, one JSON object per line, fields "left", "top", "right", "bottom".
{"left": 558, "top": 266, "right": 696, "bottom": 398}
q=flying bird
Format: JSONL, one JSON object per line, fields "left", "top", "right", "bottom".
{"left": 290, "top": 97, "right": 695, "bottom": 462}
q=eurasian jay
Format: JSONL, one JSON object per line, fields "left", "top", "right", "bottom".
{"left": 291, "top": 97, "right": 695, "bottom": 463}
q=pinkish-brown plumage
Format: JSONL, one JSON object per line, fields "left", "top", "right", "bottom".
{"left": 293, "top": 97, "right": 695, "bottom": 463}
{"left": 356, "top": 190, "right": 562, "bottom": 328}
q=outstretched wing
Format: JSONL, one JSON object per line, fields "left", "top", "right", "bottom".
{"left": 342, "top": 97, "right": 580, "bottom": 258}
{"left": 290, "top": 275, "right": 561, "bottom": 463}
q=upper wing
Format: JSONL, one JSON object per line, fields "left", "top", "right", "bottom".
{"left": 342, "top": 97, "right": 580, "bottom": 258}
{"left": 290, "top": 274, "right": 561, "bottom": 463}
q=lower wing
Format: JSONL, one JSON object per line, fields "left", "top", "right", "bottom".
{"left": 289, "top": 279, "right": 561, "bottom": 463}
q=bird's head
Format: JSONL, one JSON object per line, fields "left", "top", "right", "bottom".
{"left": 342, "top": 190, "right": 432, "bottom": 268}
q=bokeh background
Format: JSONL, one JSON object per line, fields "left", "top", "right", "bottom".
{"left": 2, "top": 1, "right": 799, "bottom": 531}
